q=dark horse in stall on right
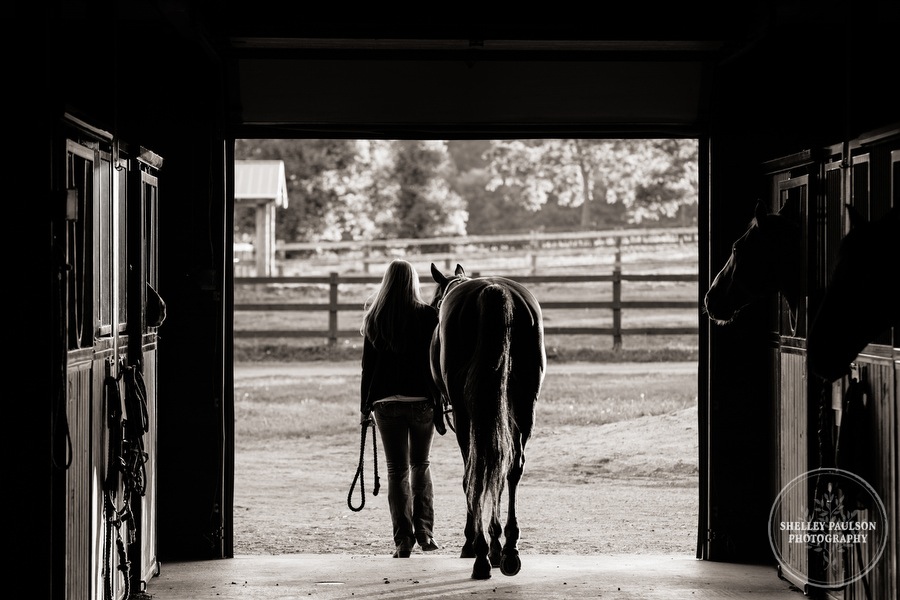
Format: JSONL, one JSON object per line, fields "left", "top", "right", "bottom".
{"left": 703, "top": 200, "right": 803, "bottom": 329}
{"left": 704, "top": 201, "right": 898, "bottom": 383}
{"left": 806, "top": 205, "right": 899, "bottom": 383}
{"left": 705, "top": 199, "right": 898, "bottom": 497}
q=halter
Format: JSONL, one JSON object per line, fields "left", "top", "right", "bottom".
{"left": 436, "top": 276, "right": 465, "bottom": 311}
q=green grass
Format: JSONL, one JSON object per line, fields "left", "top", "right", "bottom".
{"left": 234, "top": 335, "right": 699, "bottom": 363}
{"left": 234, "top": 364, "right": 698, "bottom": 443}
{"left": 537, "top": 369, "right": 697, "bottom": 426}
{"left": 235, "top": 374, "right": 360, "bottom": 441}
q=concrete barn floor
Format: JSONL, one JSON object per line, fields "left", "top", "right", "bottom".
{"left": 146, "top": 361, "right": 804, "bottom": 598}
{"left": 144, "top": 553, "right": 804, "bottom": 599}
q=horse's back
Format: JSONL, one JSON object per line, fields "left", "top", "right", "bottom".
{"left": 469, "top": 276, "right": 544, "bottom": 329}
{"left": 437, "top": 275, "right": 546, "bottom": 381}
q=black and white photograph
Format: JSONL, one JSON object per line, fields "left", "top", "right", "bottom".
{"left": 36, "top": 3, "right": 898, "bottom": 599}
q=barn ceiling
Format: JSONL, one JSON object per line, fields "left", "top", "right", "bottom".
{"left": 136, "top": 4, "right": 787, "bottom": 138}
{"left": 55, "top": 2, "right": 881, "bottom": 138}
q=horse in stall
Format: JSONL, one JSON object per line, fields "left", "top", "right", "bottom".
{"left": 807, "top": 204, "right": 900, "bottom": 383}
{"left": 705, "top": 201, "right": 898, "bottom": 490}
{"left": 429, "top": 263, "right": 546, "bottom": 580}
{"left": 704, "top": 200, "right": 803, "bottom": 328}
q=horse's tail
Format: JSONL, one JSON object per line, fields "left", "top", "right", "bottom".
{"left": 463, "top": 283, "right": 514, "bottom": 527}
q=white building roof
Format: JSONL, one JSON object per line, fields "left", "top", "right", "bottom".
{"left": 234, "top": 160, "right": 289, "bottom": 208}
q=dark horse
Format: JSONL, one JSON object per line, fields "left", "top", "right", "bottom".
{"left": 429, "top": 263, "right": 546, "bottom": 580}
{"left": 807, "top": 205, "right": 900, "bottom": 383}
{"left": 704, "top": 200, "right": 803, "bottom": 328}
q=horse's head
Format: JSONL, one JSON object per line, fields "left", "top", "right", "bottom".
{"left": 704, "top": 201, "right": 802, "bottom": 325}
{"left": 430, "top": 263, "right": 468, "bottom": 311}
{"left": 808, "top": 205, "right": 900, "bottom": 382}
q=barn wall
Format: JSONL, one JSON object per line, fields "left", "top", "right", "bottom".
{"left": 125, "top": 52, "right": 232, "bottom": 563}
{"left": 44, "top": 8, "right": 233, "bottom": 600}
{"left": 711, "top": 114, "right": 898, "bottom": 595}
{"left": 704, "top": 3, "right": 899, "bottom": 567}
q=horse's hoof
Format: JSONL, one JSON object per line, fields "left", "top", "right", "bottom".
{"left": 489, "top": 549, "right": 501, "bottom": 568}
{"left": 460, "top": 545, "right": 476, "bottom": 559}
{"left": 489, "top": 540, "right": 503, "bottom": 567}
{"left": 471, "top": 556, "right": 492, "bottom": 580}
{"left": 500, "top": 550, "right": 521, "bottom": 576}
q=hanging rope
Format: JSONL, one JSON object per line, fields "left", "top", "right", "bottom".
{"left": 122, "top": 365, "right": 150, "bottom": 498}
{"left": 102, "top": 360, "right": 152, "bottom": 600}
{"left": 103, "top": 366, "right": 132, "bottom": 600}
{"left": 52, "top": 226, "right": 72, "bottom": 470}
{"left": 347, "top": 416, "right": 380, "bottom": 511}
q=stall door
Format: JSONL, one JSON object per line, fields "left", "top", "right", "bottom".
{"left": 56, "top": 117, "right": 161, "bottom": 600}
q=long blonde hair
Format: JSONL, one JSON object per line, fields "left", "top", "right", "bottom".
{"left": 361, "top": 259, "right": 428, "bottom": 352}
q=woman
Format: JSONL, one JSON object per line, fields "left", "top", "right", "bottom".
{"left": 360, "top": 259, "right": 441, "bottom": 558}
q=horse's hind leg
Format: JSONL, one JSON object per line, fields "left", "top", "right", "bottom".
{"left": 501, "top": 339, "right": 540, "bottom": 577}
{"left": 461, "top": 443, "right": 491, "bottom": 579}
{"left": 488, "top": 508, "right": 503, "bottom": 567}
{"left": 471, "top": 530, "right": 492, "bottom": 579}
{"left": 455, "top": 411, "right": 478, "bottom": 559}
{"left": 460, "top": 502, "right": 476, "bottom": 559}
{"left": 500, "top": 433, "right": 525, "bottom": 576}
{"left": 459, "top": 488, "right": 493, "bottom": 579}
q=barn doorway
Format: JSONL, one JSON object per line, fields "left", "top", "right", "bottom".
{"left": 230, "top": 138, "right": 701, "bottom": 558}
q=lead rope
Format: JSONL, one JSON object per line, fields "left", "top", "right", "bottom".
{"left": 103, "top": 367, "right": 133, "bottom": 600}
{"left": 348, "top": 417, "right": 380, "bottom": 511}
{"left": 102, "top": 361, "right": 152, "bottom": 600}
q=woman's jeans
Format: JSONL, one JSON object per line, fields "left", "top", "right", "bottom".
{"left": 374, "top": 400, "right": 435, "bottom": 549}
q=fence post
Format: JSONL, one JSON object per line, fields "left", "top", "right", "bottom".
{"left": 529, "top": 231, "right": 539, "bottom": 275}
{"left": 328, "top": 272, "right": 339, "bottom": 345}
{"left": 612, "top": 264, "right": 622, "bottom": 350}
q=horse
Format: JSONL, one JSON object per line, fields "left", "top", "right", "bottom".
{"left": 807, "top": 204, "right": 900, "bottom": 383}
{"left": 704, "top": 200, "right": 803, "bottom": 328}
{"left": 428, "top": 263, "right": 546, "bottom": 580}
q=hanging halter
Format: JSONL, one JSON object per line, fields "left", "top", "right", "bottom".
{"left": 102, "top": 359, "right": 151, "bottom": 600}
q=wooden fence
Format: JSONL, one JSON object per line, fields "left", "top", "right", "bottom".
{"left": 234, "top": 268, "right": 699, "bottom": 348}
{"left": 235, "top": 226, "right": 699, "bottom": 276}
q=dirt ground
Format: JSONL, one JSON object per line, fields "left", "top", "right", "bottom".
{"left": 232, "top": 362, "right": 699, "bottom": 558}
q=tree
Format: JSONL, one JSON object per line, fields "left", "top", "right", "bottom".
{"left": 308, "top": 139, "right": 396, "bottom": 241}
{"left": 235, "top": 139, "right": 360, "bottom": 242}
{"left": 484, "top": 139, "right": 698, "bottom": 227}
{"left": 235, "top": 139, "right": 468, "bottom": 242}
{"left": 382, "top": 141, "right": 467, "bottom": 238}
{"left": 629, "top": 139, "right": 699, "bottom": 225}
{"left": 234, "top": 138, "right": 698, "bottom": 243}
{"left": 313, "top": 140, "right": 467, "bottom": 240}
